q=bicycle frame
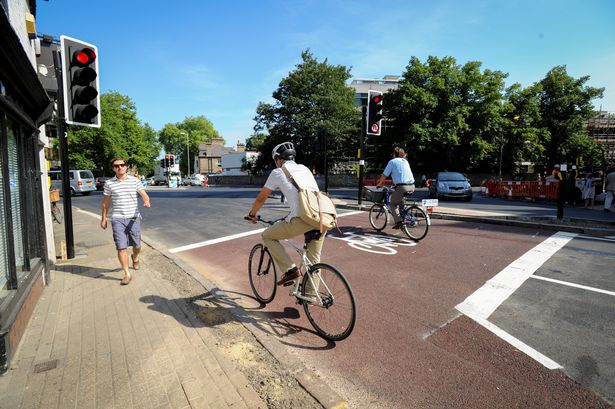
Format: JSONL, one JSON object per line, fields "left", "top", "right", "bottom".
{"left": 377, "top": 187, "right": 431, "bottom": 226}
{"left": 280, "top": 238, "right": 331, "bottom": 306}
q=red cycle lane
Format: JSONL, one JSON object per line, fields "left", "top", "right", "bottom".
{"left": 175, "top": 212, "right": 611, "bottom": 409}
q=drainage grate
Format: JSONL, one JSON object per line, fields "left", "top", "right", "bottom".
{"left": 33, "top": 359, "right": 58, "bottom": 374}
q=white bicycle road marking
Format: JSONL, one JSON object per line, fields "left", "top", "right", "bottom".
{"left": 330, "top": 232, "right": 417, "bottom": 255}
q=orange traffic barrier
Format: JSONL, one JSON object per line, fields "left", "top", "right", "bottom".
{"left": 484, "top": 180, "right": 559, "bottom": 201}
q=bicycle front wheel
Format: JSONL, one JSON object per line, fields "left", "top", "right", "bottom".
{"left": 248, "top": 244, "right": 277, "bottom": 303}
{"left": 302, "top": 263, "right": 356, "bottom": 341}
{"left": 368, "top": 203, "right": 388, "bottom": 231}
{"left": 401, "top": 205, "right": 429, "bottom": 241}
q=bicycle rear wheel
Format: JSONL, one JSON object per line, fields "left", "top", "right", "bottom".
{"left": 401, "top": 205, "right": 429, "bottom": 241}
{"left": 248, "top": 244, "right": 277, "bottom": 303}
{"left": 368, "top": 203, "right": 388, "bottom": 231}
{"left": 302, "top": 263, "right": 356, "bottom": 341}
{"left": 51, "top": 203, "right": 63, "bottom": 224}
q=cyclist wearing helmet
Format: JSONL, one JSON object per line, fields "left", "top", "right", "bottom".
{"left": 246, "top": 142, "right": 325, "bottom": 286}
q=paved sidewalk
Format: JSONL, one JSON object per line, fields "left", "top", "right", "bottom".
{"left": 0, "top": 211, "right": 265, "bottom": 409}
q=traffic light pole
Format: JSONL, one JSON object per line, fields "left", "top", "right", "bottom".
{"left": 53, "top": 50, "right": 75, "bottom": 259}
{"left": 357, "top": 105, "right": 366, "bottom": 205}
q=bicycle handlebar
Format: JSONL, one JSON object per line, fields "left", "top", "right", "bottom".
{"left": 244, "top": 215, "right": 286, "bottom": 225}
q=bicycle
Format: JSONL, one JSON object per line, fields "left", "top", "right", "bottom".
{"left": 246, "top": 216, "right": 357, "bottom": 341}
{"left": 365, "top": 186, "right": 430, "bottom": 241}
{"left": 49, "top": 189, "right": 63, "bottom": 224}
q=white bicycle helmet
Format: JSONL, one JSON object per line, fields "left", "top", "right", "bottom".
{"left": 272, "top": 141, "right": 296, "bottom": 161}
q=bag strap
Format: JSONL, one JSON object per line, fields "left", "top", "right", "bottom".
{"left": 282, "top": 165, "right": 327, "bottom": 233}
{"left": 281, "top": 166, "right": 300, "bottom": 190}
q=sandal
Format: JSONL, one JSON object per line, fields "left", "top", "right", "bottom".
{"left": 131, "top": 255, "right": 140, "bottom": 270}
{"left": 120, "top": 275, "right": 132, "bottom": 285}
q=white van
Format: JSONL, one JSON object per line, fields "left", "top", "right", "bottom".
{"left": 49, "top": 170, "right": 96, "bottom": 195}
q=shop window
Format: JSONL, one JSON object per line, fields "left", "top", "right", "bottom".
{"left": 6, "top": 119, "right": 25, "bottom": 278}
{"left": 0, "top": 115, "right": 9, "bottom": 302}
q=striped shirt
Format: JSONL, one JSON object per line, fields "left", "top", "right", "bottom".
{"left": 103, "top": 175, "right": 145, "bottom": 219}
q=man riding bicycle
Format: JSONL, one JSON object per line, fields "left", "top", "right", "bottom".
{"left": 376, "top": 147, "right": 415, "bottom": 229}
{"left": 246, "top": 142, "right": 325, "bottom": 287}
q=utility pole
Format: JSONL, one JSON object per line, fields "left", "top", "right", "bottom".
{"left": 52, "top": 50, "right": 75, "bottom": 259}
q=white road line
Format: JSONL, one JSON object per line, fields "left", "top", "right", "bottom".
{"left": 169, "top": 210, "right": 364, "bottom": 253}
{"left": 455, "top": 231, "right": 576, "bottom": 369}
{"left": 456, "top": 231, "right": 576, "bottom": 320}
{"left": 530, "top": 275, "right": 615, "bottom": 297}
{"left": 471, "top": 316, "right": 562, "bottom": 369}
{"left": 169, "top": 229, "right": 266, "bottom": 253}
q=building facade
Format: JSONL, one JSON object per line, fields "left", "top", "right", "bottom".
{"left": 349, "top": 75, "right": 400, "bottom": 106}
{"left": 0, "top": 0, "right": 54, "bottom": 373}
{"left": 587, "top": 112, "right": 615, "bottom": 169}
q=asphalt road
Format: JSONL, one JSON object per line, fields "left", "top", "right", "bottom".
{"left": 71, "top": 186, "right": 615, "bottom": 408}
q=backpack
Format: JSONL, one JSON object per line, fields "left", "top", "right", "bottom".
{"left": 281, "top": 166, "right": 337, "bottom": 233}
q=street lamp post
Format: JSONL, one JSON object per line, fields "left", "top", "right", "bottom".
{"left": 181, "top": 131, "right": 190, "bottom": 178}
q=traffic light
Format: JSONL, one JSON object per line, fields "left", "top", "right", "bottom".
{"left": 366, "top": 90, "right": 383, "bottom": 136}
{"left": 160, "top": 158, "right": 164, "bottom": 167}
{"left": 170, "top": 155, "right": 175, "bottom": 166}
{"left": 164, "top": 155, "right": 170, "bottom": 168}
{"left": 60, "top": 35, "right": 100, "bottom": 127}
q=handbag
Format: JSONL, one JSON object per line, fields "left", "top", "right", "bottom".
{"left": 282, "top": 166, "right": 337, "bottom": 232}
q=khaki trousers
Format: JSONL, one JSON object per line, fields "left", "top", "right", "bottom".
{"left": 262, "top": 217, "right": 325, "bottom": 275}
{"left": 391, "top": 184, "right": 415, "bottom": 223}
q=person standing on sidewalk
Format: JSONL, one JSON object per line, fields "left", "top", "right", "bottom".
{"left": 376, "top": 147, "right": 415, "bottom": 229}
{"left": 604, "top": 168, "right": 615, "bottom": 211}
{"left": 101, "top": 157, "right": 151, "bottom": 285}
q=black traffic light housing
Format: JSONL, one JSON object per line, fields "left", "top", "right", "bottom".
{"left": 60, "top": 35, "right": 100, "bottom": 127}
{"left": 164, "top": 155, "right": 170, "bottom": 168}
{"left": 366, "top": 90, "right": 384, "bottom": 136}
{"left": 170, "top": 155, "right": 175, "bottom": 166}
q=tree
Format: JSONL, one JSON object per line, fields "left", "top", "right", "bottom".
{"left": 158, "top": 116, "right": 220, "bottom": 176}
{"left": 252, "top": 50, "right": 359, "bottom": 173}
{"left": 536, "top": 66, "right": 604, "bottom": 166}
{"left": 385, "top": 56, "right": 509, "bottom": 173}
{"left": 66, "top": 92, "right": 161, "bottom": 176}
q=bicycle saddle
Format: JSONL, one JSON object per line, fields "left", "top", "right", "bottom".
{"left": 304, "top": 230, "right": 322, "bottom": 244}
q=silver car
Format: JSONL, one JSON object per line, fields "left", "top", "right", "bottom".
{"left": 49, "top": 169, "right": 96, "bottom": 196}
{"left": 428, "top": 172, "right": 472, "bottom": 201}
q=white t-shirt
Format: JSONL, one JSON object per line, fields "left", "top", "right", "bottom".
{"left": 264, "top": 161, "right": 319, "bottom": 220}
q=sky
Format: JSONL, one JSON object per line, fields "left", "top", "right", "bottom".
{"left": 37, "top": 0, "right": 615, "bottom": 145}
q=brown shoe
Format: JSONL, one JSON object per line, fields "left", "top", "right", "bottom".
{"left": 277, "top": 267, "right": 300, "bottom": 286}
{"left": 120, "top": 275, "right": 132, "bottom": 285}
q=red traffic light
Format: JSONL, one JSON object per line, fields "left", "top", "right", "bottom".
{"left": 72, "top": 48, "right": 96, "bottom": 66}
{"left": 372, "top": 95, "right": 383, "bottom": 104}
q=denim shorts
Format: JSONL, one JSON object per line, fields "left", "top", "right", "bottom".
{"left": 111, "top": 217, "right": 141, "bottom": 250}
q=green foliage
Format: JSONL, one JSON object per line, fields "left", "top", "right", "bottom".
{"left": 66, "top": 92, "right": 161, "bottom": 176}
{"left": 252, "top": 50, "right": 360, "bottom": 173}
{"left": 384, "top": 56, "right": 509, "bottom": 172}
{"left": 536, "top": 65, "right": 604, "bottom": 165}
{"left": 158, "top": 116, "right": 220, "bottom": 175}
{"left": 377, "top": 57, "right": 604, "bottom": 176}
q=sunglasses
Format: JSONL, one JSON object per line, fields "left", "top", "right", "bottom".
{"left": 113, "top": 163, "right": 127, "bottom": 168}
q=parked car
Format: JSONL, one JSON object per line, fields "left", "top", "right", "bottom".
{"left": 49, "top": 169, "right": 96, "bottom": 196}
{"left": 189, "top": 176, "right": 203, "bottom": 186}
{"left": 95, "top": 176, "right": 110, "bottom": 191}
{"left": 428, "top": 171, "right": 473, "bottom": 201}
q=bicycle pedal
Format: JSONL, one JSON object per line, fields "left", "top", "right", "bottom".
{"left": 283, "top": 281, "right": 295, "bottom": 287}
